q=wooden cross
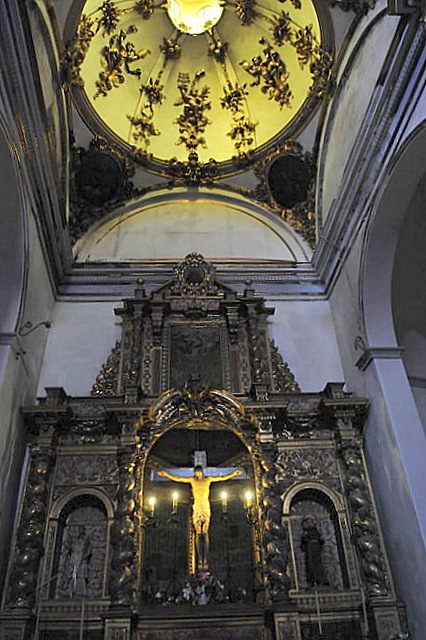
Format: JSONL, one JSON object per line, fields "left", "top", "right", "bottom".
{"left": 151, "top": 450, "right": 247, "bottom": 483}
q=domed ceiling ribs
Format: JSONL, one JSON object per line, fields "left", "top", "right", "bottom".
{"left": 64, "top": 0, "right": 332, "bottom": 175}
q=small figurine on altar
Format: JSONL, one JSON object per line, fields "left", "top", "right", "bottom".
{"left": 182, "top": 581, "right": 193, "bottom": 602}
{"left": 195, "top": 581, "right": 209, "bottom": 605}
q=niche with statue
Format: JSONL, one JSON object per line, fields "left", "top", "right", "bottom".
{"left": 287, "top": 489, "right": 348, "bottom": 592}
{"left": 51, "top": 495, "right": 109, "bottom": 600}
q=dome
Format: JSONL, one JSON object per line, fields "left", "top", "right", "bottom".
{"left": 66, "top": 0, "right": 332, "bottom": 176}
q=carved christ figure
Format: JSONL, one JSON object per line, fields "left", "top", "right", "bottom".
{"left": 158, "top": 465, "right": 243, "bottom": 570}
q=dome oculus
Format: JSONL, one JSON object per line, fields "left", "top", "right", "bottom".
{"left": 166, "top": 0, "right": 224, "bottom": 34}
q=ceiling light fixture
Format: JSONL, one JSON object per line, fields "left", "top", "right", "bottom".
{"left": 166, "top": 0, "right": 224, "bottom": 34}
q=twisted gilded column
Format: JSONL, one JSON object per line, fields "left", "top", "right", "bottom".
{"left": 260, "top": 443, "right": 291, "bottom": 601}
{"left": 338, "top": 440, "right": 391, "bottom": 597}
{"left": 6, "top": 447, "right": 56, "bottom": 609}
{"left": 109, "top": 444, "right": 138, "bottom": 607}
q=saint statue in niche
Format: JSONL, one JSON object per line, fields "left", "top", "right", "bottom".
{"left": 157, "top": 464, "right": 244, "bottom": 570}
{"left": 54, "top": 501, "right": 107, "bottom": 600}
{"left": 68, "top": 526, "right": 93, "bottom": 596}
{"left": 300, "top": 515, "right": 329, "bottom": 587}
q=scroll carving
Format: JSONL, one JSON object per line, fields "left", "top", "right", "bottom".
{"left": 247, "top": 309, "right": 269, "bottom": 401}
{"left": 261, "top": 444, "right": 291, "bottom": 601}
{"left": 128, "top": 316, "right": 143, "bottom": 388}
{"left": 172, "top": 252, "right": 217, "bottom": 296}
{"left": 91, "top": 340, "right": 121, "bottom": 397}
{"left": 276, "top": 448, "right": 341, "bottom": 492}
{"left": 7, "top": 447, "right": 56, "bottom": 608}
{"left": 89, "top": 257, "right": 301, "bottom": 400}
{"left": 338, "top": 441, "right": 391, "bottom": 597}
{"left": 269, "top": 340, "right": 300, "bottom": 393}
{"left": 109, "top": 446, "right": 138, "bottom": 606}
{"left": 56, "top": 454, "right": 118, "bottom": 485}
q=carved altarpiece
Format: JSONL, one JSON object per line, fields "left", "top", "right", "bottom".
{"left": 0, "top": 255, "right": 407, "bottom": 640}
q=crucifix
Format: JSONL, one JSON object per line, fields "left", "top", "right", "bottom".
{"left": 151, "top": 451, "right": 247, "bottom": 571}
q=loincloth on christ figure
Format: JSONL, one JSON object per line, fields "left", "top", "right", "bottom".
{"left": 192, "top": 503, "right": 211, "bottom": 533}
{"left": 191, "top": 479, "right": 212, "bottom": 532}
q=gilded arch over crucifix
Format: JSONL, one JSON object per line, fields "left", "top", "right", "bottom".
{"left": 134, "top": 388, "right": 279, "bottom": 602}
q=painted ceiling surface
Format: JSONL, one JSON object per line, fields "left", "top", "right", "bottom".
{"left": 68, "top": 0, "right": 331, "bottom": 174}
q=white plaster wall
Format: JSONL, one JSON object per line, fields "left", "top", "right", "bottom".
{"left": 328, "top": 226, "right": 367, "bottom": 395}
{"left": 328, "top": 225, "right": 426, "bottom": 639}
{"left": 392, "top": 172, "right": 426, "bottom": 433}
{"left": 270, "top": 300, "right": 344, "bottom": 391}
{"left": 411, "top": 385, "right": 426, "bottom": 425}
{"left": 362, "top": 360, "right": 426, "bottom": 640}
{"left": 319, "top": 5, "right": 398, "bottom": 222}
{"left": 37, "top": 301, "right": 121, "bottom": 397}
{"left": 75, "top": 195, "right": 310, "bottom": 263}
{"left": 401, "top": 330, "right": 426, "bottom": 380}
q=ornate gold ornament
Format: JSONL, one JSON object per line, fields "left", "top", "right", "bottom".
{"left": 3, "top": 264, "right": 407, "bottom": 638}
{"left": 169, "top": 152, "right": 218, "bottom": 185}
{"left": 94, "top": 26, "right": 150, "bottom": 98}
{"left": 241, "top": 38, "right": 292, "bottom": 109}
{"left": 69, "top": 136, "right": 146, "bottom": 243}
{"left": 174, "top": 71, "right": 211, "bottom": 151}
{"left": 63, "top": 15, "right": 96, "bottom": 86}
{"left": 251, "top": 139, "right": 317, "bottom": 247}
{"left": 65, "top": 0, "right": 333, "bottom": 174}
{"left": 234, "top": 0, "right": 257, "bottom": 25}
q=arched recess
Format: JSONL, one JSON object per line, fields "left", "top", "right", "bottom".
{"left": 391, "top": 164, "right": 426, "bottom": 430}
{"left": 45, "top": 489, "right": 114, "bottom": 600}
{"left": 141, "top": 425, "right": 256, "bottom": 603}
{"left": 362, "top": 123, "right": 426, "bottom": 348}
{"left": 360, "top": 121, "right": 426, "bottom": 638}
{"left": 74, "top": 189, "right": 311, "bottom": 263}
{"left": 282, "top": 483, "right": 351, "bottom": 592}
{"left": 130, "top": 389, "right": 283, "bottom": 605}
{"left": 50, "top": 486, "right": 115, "bottom": 520}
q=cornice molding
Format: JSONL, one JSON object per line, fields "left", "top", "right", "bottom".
{"left": 0, "top": 332, "right": 18, "bottom": 347}
{"left": 355, "top": 346, "right": 405, "bottom": 371}
{"left": 0, "top": 332, "right": 27, "bottom": 363}
{"left": 408, "top": 375, "right": 426, "bottom": 388}
{"left": 56, "top": 260, "right": 326, "bottom": 300}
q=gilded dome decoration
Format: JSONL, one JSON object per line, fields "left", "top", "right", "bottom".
{"left": 65, "top": 0, "right": 332, "bottom": 176}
